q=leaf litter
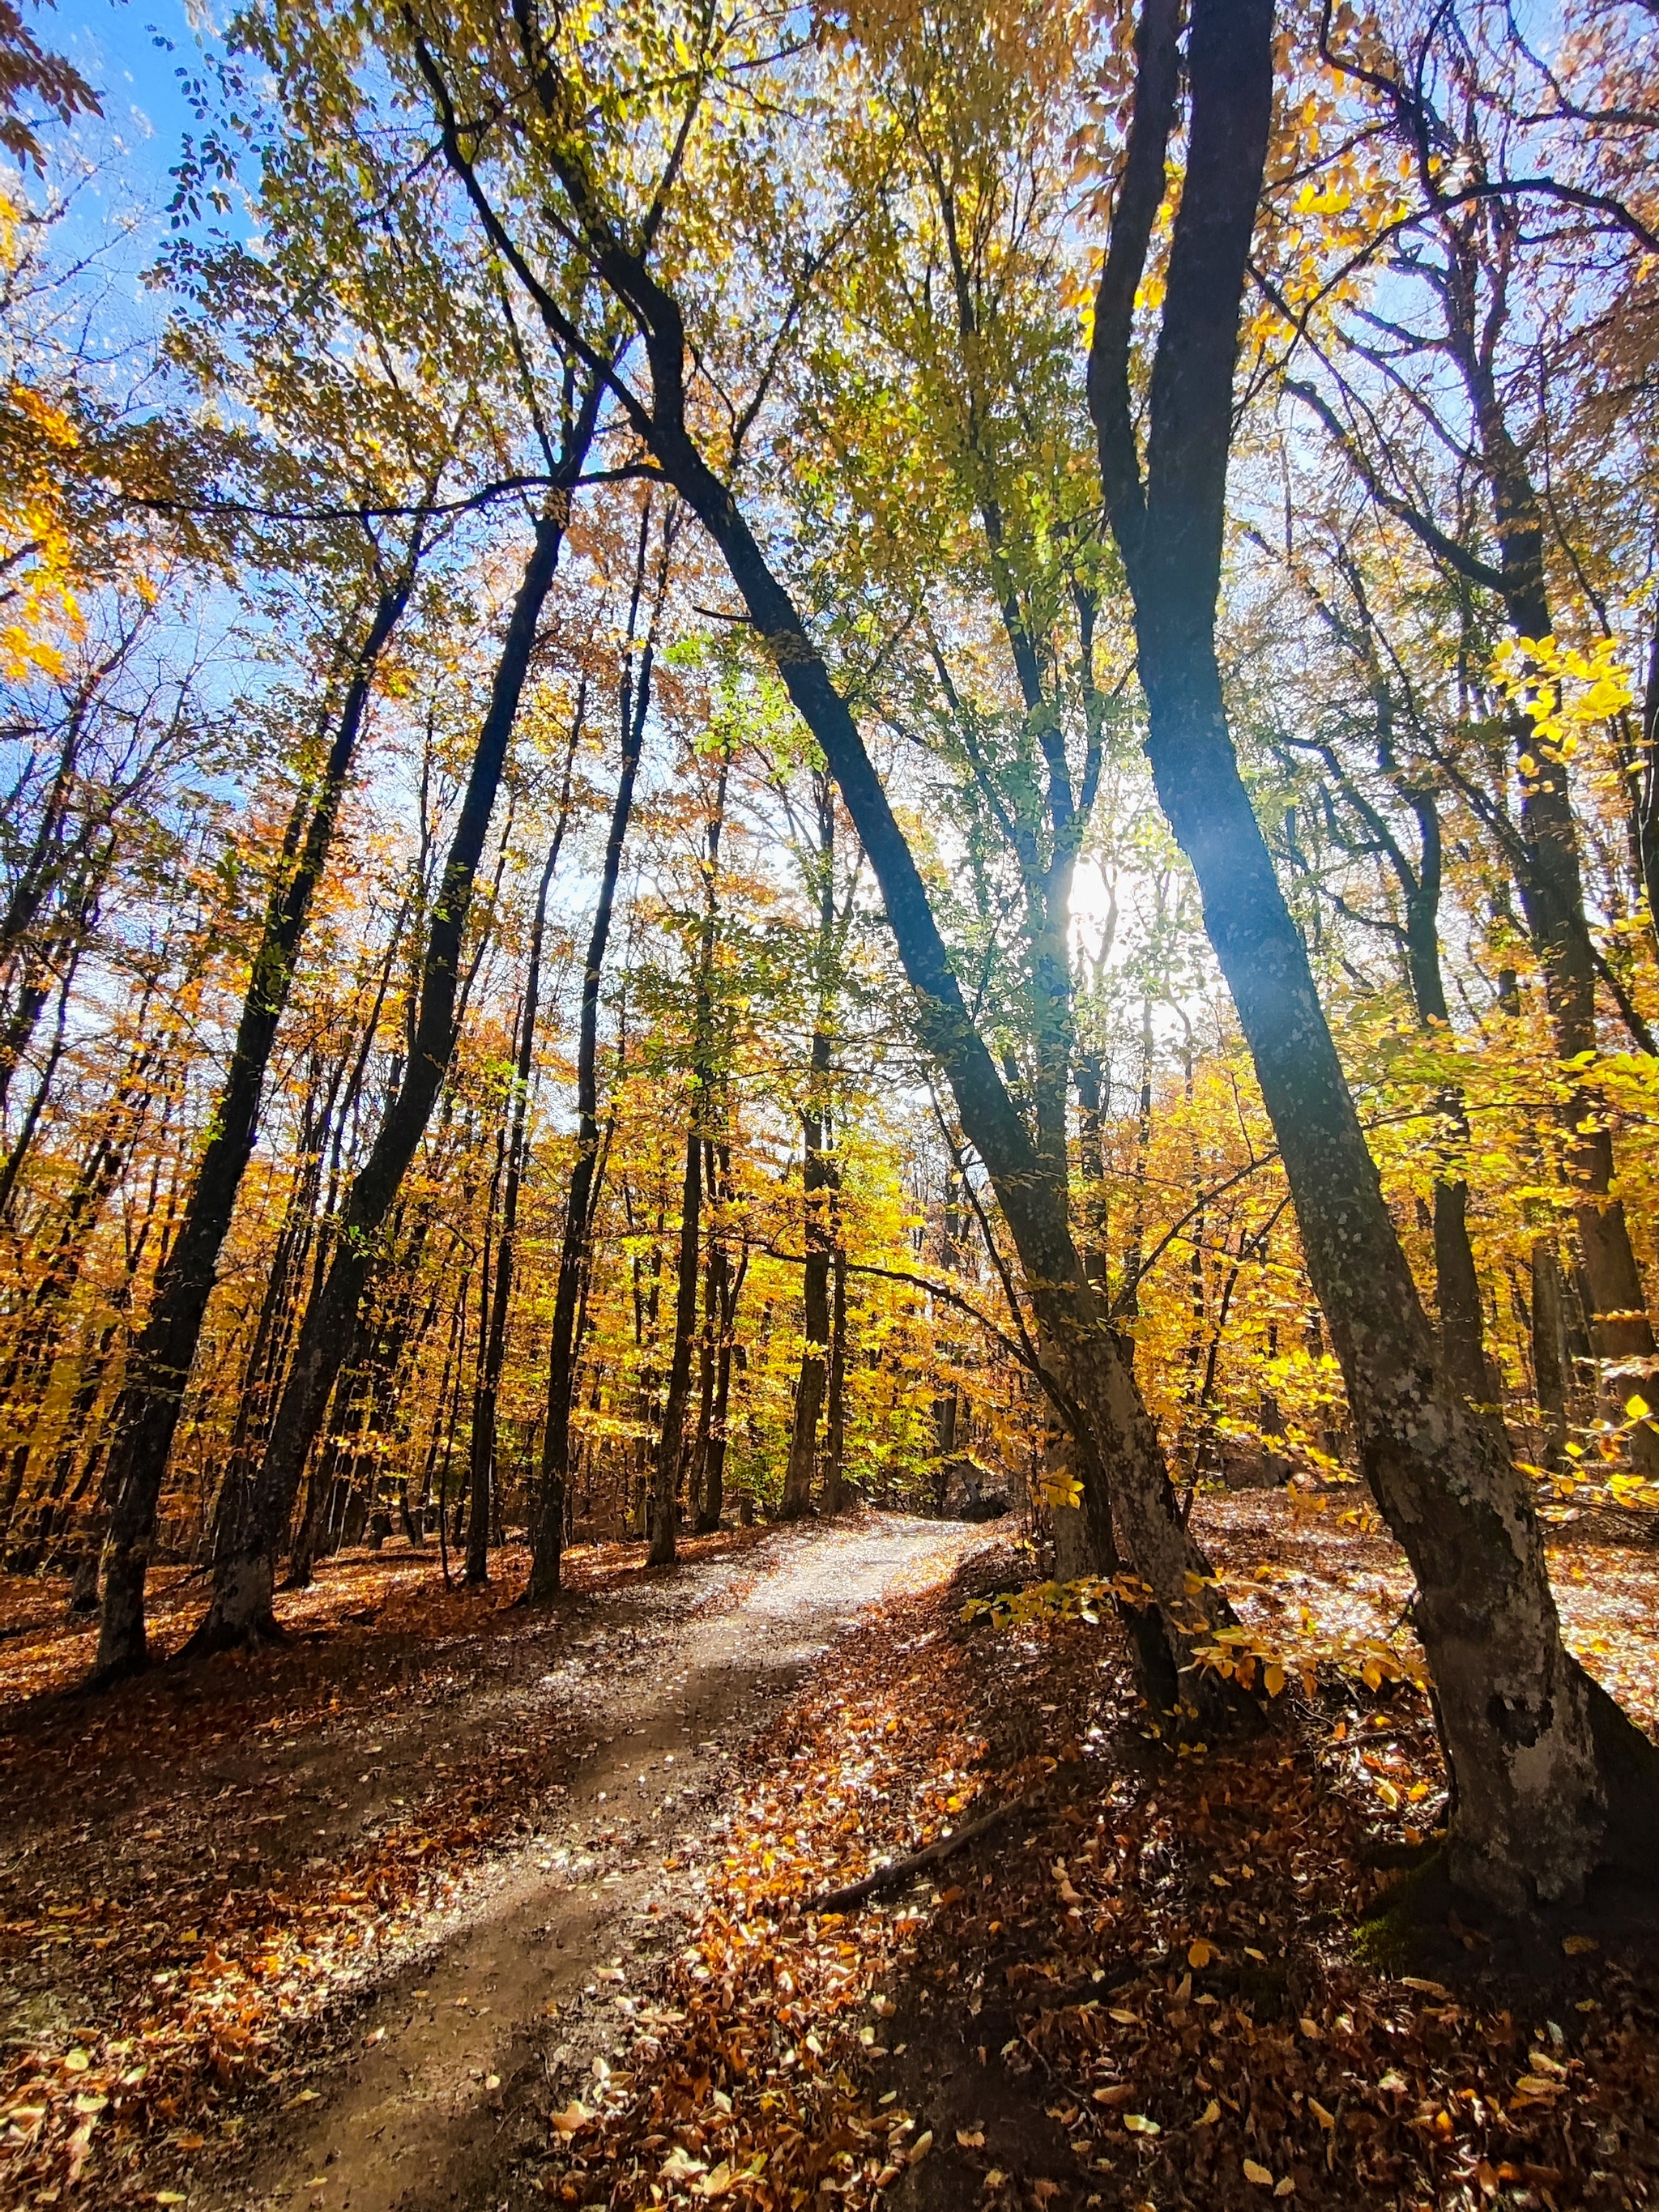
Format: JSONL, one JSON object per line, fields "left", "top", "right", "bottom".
{"left": 0, "top": 1500, "right": 1657, "bottom": 2208}
{"left": 529, "top": 1494, "right": 1659, "bottom": 2211}
{"left": 0, "top": 1526, "right": 771, "bottom": 2206}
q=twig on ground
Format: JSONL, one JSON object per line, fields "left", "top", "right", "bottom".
{"left": 807, "top": 1792, "right": 1032, "bottom": 1916}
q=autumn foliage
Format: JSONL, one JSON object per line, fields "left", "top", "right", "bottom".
{"left": 2, "top": 0, "right": 1659, "bottom": 2201}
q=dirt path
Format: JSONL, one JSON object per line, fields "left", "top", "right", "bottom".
{"left": 198, "top": 1514, "right": 991, "bottom": 2212}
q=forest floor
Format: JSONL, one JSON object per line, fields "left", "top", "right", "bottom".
{"left": 0, "top": 1498, "right": 1657, "bottom": 2212}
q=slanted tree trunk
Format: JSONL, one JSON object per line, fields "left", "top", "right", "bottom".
{"left": 1294, "top": 54, "right": 1657, "bottom": 1456}
{"left": 420, "top": 60, "right": 1239, "bottom": 1708}
{"left": 93, "top": 564, "right": 418, "bottom": 1679}
{"left": 186, "top": 449, "right": 593, "bottom": 1655}
{"left": 1286, "top": 627, "right": 1491, "bottom": 1400}
{"left": 1090, "top": 0, "right": 1659, "bottom": 1906}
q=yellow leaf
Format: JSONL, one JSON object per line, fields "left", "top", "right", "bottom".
{"left": 1196, "top": 2099, "right": 1221, "bottom": 2125}
{"left": 1243, "top": 2158, "right": 1275, "bottom": 2186}
{"left": 1275, "top": 2182, "right": 1297, "bottom": 2200}
{"left": 1188, "top": 1937, "right": 1218, "bottom": 1968}
{"left": 1124, "top": 2113, "right": 1160, "bottom": 2135}
{"left": 907, "top": 2130, "right": 933, "bottom": 2163}
{"left": 1264, "top": 1662, "right": 1286, "bottom": 1697}
{"left": 1310, "top": 2098, "right": 1335, "bottom": 2129}
{"left": 1562, "top": 1934, "right": 1598, "bottom": 1957}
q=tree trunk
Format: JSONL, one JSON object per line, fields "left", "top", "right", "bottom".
{"left": 467, "top": 805, "right": 572, "bottom": 1587}
{"left": 1090, "top": 0, "right": 1659, "bottom": 1907}
{"left": 698, "top": 1177, "right": 744, "bottom": 1535}
{"left": 93, "top": 569, "right": 416, "bottom": 1680}
{"left": 527, "top": 508, "right": 663, "bottom": 1602}
{"left": 650, "top": 1124, "right": 700, "bottom": 1566}
{"left": 1074, "top": 1050, "right": 1109, "bottom": 1289}
{"left": 575, "top": 333, "right": 1226, "bottom": 1696}
{"left": 650, "top": 750, "right": 727, "bottom": 1564}
{"left": 1530, "top": 1236, "right": 1574, "bottom": 1470}
{"left": 1482, "top": 450, "right": 1658, "bottom": 1460}
{"left": 690, "top": 1163, "right": 720, "bottom": 1532}
{"left": 821, "top": 1247, "right": 848, "bottom": 1515}
{"left": 0, "top": 1014, "right": 168, "bottom": 1549}
{"left": 446, "top": 92, "right": 1240, "bottom": 1705}
{"left": 782, "top": 1096, "right": 831, "bottom": 1520}
{"left": 186, "top": 462, "right": 589, "bottom": 1656}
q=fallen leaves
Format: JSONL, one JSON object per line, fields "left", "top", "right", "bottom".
{"left": 524, "top": 1511, "right": 1659, "bottom": 2212}
{"left": 6, "top": 1506, "right": 1659, "bottom": 2212}
{"left": 0, "top": 1531, "right": 762, "bottom": 2206}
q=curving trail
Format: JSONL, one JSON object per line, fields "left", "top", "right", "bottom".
{"left": 212, "top": 1514, "right": 992, "bottom": 2212}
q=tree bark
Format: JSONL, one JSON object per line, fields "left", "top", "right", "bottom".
{"left": 422, "top": 50, "right": 1237, "bottom": 1708}
{"left": 783, "top": 778, "right": 838, "bottom": 1521}
{"left": 93, "top": 568, "right": 416, "bottom": 1679}
{"left": 1458, "top": 325, "right": 1659, "bottom": 1458}
{"left": 1090, "top": 0, "right": 1659, "bottom": 1907}
{"left": 527, "top": 505, "right": 662, "bottom": 1601}
{"left": 650, "top": 1123, "right": 700, "bottom": 1564}
{"left": 782, "top": 1094, "right": 833, "bottom": 1520}
{"left": 697, "top": 1151, "right": 744, "bottom": 1534}
{"left": 186, "top": 456, "right": 590, "bottom": 1655}
{"left": 467, "top": 792, "right": 573, "bottom": 1587}
{"left": 821, "top": 1246, "right": 848, "bottom": 1515}
{"left": 650, "top": 751, "right": 727, "bottom": 1563}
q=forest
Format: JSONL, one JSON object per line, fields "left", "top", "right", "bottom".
{"left": 2, "top": 0, "right": 1659, "bottom": 2206}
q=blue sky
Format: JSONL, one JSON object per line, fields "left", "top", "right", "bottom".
{"left": 40, "top": 0, "right": 241, "bottom": 300}
{"left": 52, "top": 0, "right": 213, "bottom": 195}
